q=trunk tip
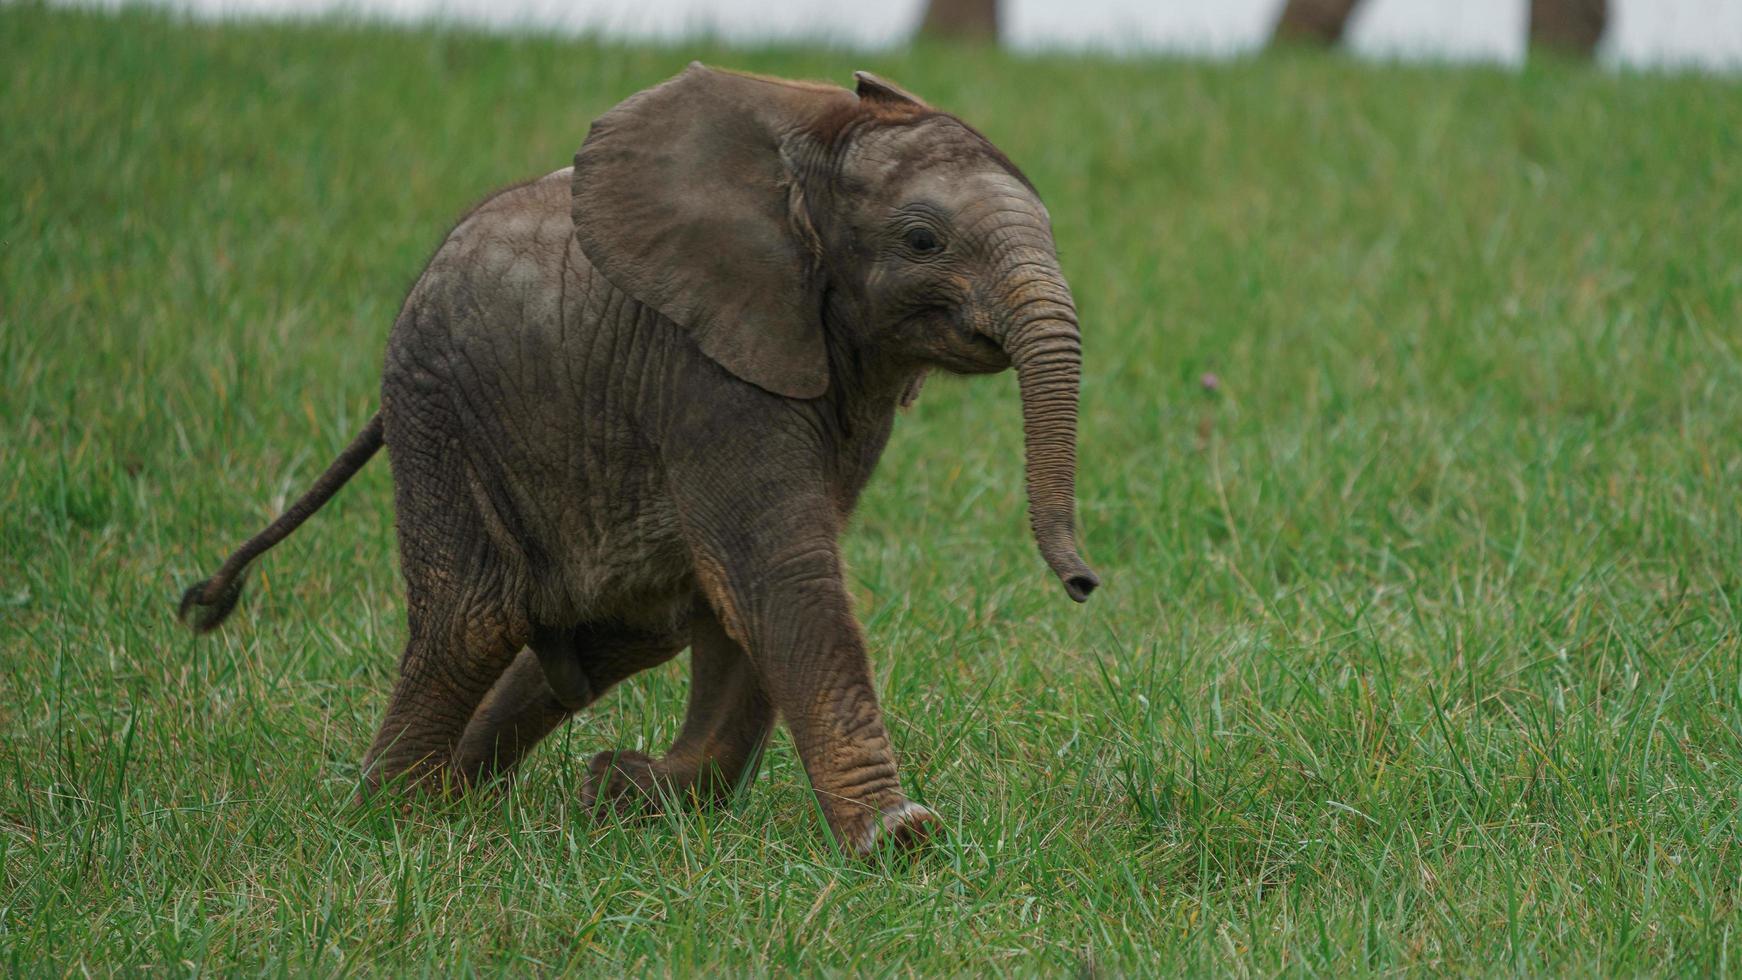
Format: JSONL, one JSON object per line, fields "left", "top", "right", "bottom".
{"left": 1062, "top": 569, "right": 1099, "bottom": 603}
{"left": 1040, "top": 536, "right": 1099, "bottom": 602}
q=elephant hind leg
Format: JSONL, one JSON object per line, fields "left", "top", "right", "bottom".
{"left": 361, "top": 451, "right": 532, "bottom": 793}
{"left": 365, "top": 383, "right": 554, "bottom": 795}
{"left": 361, "top": 589, "right": 529, "bottom": 795}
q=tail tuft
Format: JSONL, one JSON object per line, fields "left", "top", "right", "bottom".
{"left": 178, "top": 573, "right": 247, "bottom": 633}
{"left": 175, "top": 412, "right": 383, "bottom": 637}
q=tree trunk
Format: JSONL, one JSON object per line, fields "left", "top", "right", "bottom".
{"left": 1271, "top": 0, "right": 1364, "bottom": 46}
{"left": 918, "top": 0, "right": 999, "bottom": 43}
{"left": 1529, "top": 0, "right": 1607, "bottom": 58}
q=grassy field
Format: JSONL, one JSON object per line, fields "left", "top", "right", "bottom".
{"left": 4, "top": 3, "right": 1741, "bottom": 972}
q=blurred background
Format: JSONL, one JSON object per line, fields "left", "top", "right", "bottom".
{"left": 67, "top": 0, "right": 1742, "bottom": 69}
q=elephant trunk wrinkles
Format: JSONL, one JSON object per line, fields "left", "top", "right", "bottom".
{"left": 997, "top": 277, "right": 1099, "bottom": 602}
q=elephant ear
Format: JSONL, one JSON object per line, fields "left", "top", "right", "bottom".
{"left": 572, "top": 63, "right": 856, "bottom": 399}
{"left": 853, "top": 71, "right": 927, "bottom": 108}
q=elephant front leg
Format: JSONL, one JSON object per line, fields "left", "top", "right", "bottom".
{"left": 692, "top": 537, "right": 938, "bottom": 856}
{"left": 454, "top": 621, "right": 683, "bottom": 787}
{"left": 583, "top": 600, "right": 775, "bottom": 815}
{"left": 452, "top": 647, "right": 577, "bottom": 786}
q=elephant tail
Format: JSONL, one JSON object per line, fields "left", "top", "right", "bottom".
{"left": 178, "top": 412, "right": 385, "bottom": 633}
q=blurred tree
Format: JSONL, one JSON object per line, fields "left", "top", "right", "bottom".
{"left": 1271, "top": 0, "right": 1362, "bottom": 46}
{"left": 918, "top": 0, "right": 999, "bottom": 42}
{"left": 1529, "top": 0, "right": 1608, "bottom": 56}
{"left": 1271, "top": 0, "right": 1606, "bottom": 58}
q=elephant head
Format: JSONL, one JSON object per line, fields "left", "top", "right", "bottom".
{"left": 573, "top": 64, "right": 1098, "bottom": 602}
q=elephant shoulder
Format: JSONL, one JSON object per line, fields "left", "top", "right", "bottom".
{"left": 389, "top": 168, "right": 580, "bottom": 371}
{"left": 438, "top": 168, "right": 575, "bottom": 274}
{"left": 401, "top": 170, "right": 574, "bottom": 314}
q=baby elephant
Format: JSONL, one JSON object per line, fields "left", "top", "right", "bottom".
{"left": 180, "top": 65, "right": 1098, "bottom": 856}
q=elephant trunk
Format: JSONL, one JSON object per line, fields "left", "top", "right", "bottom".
{"left": 999, "top": 290, "right": 1099, "bottom": 603}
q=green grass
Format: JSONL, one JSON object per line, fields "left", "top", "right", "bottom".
{"left": 4, "top": 3, "right": 1742, "bottom": 972}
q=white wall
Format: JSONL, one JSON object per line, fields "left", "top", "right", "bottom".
{"left": 83, "top": 0, "right": 1742, "bottom": 71}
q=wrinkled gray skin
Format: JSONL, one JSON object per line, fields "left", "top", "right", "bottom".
{"left": 180, "top": 65, "right": 1097, "bottom": 856}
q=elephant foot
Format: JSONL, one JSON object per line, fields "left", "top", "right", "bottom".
{"left": 580, "top": 749, "right": 674, "bottom": 819}
{"left": 851, "top": 800, "right": 940, "bottom": 858}
{"left": 356, "top": 755, "right": 469, "bottom": 806}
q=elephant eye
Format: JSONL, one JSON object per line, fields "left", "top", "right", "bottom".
{"left": 903, "top": 226, "right": 942, "bottom": 256}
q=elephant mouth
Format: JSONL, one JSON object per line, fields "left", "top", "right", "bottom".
{"left": 946, "top": 321, "right": 1010, "bottom": 373}
{"left": 967, "top": 330, "right": 1007, "bottom": 359}
{"left": 900, "top": 308, "right": 1010, "bottom": 374}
